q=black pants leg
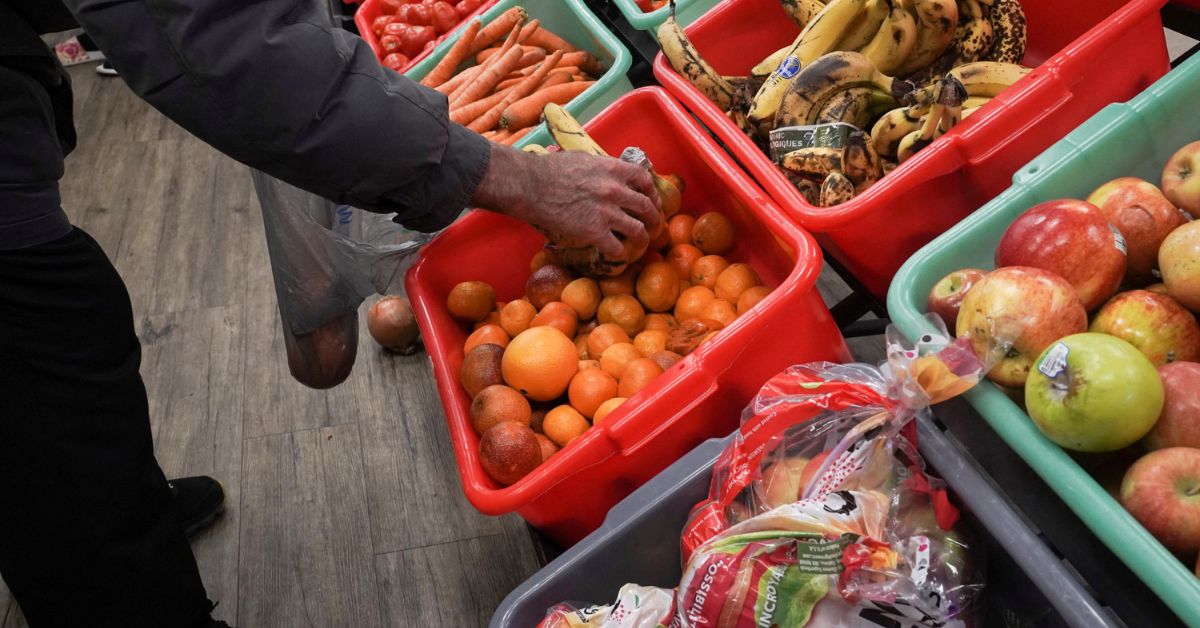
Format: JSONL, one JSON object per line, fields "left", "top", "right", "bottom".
{"left": 0, "top": 228, "right": 213, "bottom": 628}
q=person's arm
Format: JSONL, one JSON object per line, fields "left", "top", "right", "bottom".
{"left": 61, "top": 0, "right": 658, "bottom": 242}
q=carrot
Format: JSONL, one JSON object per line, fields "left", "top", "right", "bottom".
{"left": 422, "top": 19, "right": 483, "bottom": 88}
{"left": 518, "top": 19, "right": 541, "bottom": 44}
{"left": 453, "top": 42, "right": 525, "bottom": 108}
{"left": 450, "top": 86, "right": 513, "bottom": 125}
{"left": 515, "top": 47, "right": 548, "bottom": 70}
{"left": 481, "top": 130, "right": 501, "bottom": 139}
{"left": 558, "top": 51, "right": 605, "bottom": 76}
{"left": 469, "top": 7, "right": 527, "bottom": 55}
{"left": 478, "top": 45, "right": 545, "bottom": 66}
{"left": 524, "top": 26, "right": 580, "bottom": 53}
{"left": 498, "top": 67, "right": 570, "bottom": 91}
{"left": 450, "top": 23, "right": 521, "bottom": 103}
{"left": 500, "top": 127, "right": 535, "bottom": 145}
{"left": 436, "top": 64, "right": 484, "bottom": 95}
{"left": 490, "top": 129, "right": 514, "bottom": 142}
{"left": 499, "top": 81, "right": 594, "bottom": 131}
{"left": 468, "top": 50, "right": 564, "bottom": 132}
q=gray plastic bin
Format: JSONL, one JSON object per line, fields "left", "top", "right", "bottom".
{"left": 491, "top": 412, "right": 1125, "bottom": 628}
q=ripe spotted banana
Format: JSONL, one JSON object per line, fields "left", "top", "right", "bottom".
{"left": 870, "top": 104, "right": 927, "bottom": 158}
{"left": 820, "top": 169, "right": 856, "bottom": 206}
{"left": 984, "top": 0, "right": 1026, "bottom": 63}
{"left": 793, "top": 177, "right": 822, "bottom": 205}
{"left": 775, "top": 51, "right": 914, "bottom": 128}
{"left": 781, "top": 0, "right": 827, "bottom": 28}
{"left": 656, "top": 1, "right": 735, "bottom": 110}
{"left": 964, "top": 95, "right": 991, "bottom": 108}
{"left": 836, "top": 0, "right": 890, "bottom": 51}
{"left": 814, "top": 86, "right": 878, "bottom": 128}
{"left": 522, "top": 144, "right": 550, "bottom": 155}
{"left": 896, "top": 100, "right": 946, "bottom": 162}
{"left": 543, "top": 104, "right": 606, "bottom": 156}
{"left": 860, "top": 0, "right": 918, "bottom": 74}
{"left": 951, "top": 0, "right": 994, "bottom": 65}
{"left": 950, "top": 61, "right": 1030, "bottom": 97}
{"left": 893, "top": 0, "right": 958, "bottom": 77}
{"left": 843, "top": 130, "right": 883, "bottom": 187}
{"left": 781, "top": 146, "right": 844, "bottom": 179}
{"left": 748, "top": 0, "right": 872, "bottom": 127}
{"left": 753, "top": 45, "right": 794, "bottom": 77}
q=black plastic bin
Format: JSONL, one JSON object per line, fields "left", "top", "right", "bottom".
{"left": 491, "top": 410, "right": 1125, "bottom": 628}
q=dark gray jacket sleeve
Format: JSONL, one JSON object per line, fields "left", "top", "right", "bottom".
{"left": 62, "top": 0, "right": 491, "bottom": 231}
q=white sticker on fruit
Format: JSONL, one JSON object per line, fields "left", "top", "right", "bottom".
{"left": 1109, "top": 224, "right": 1128, "bottom": 255}
{"left": 1038, "top": 342, "right": 1070, "bottom": 379}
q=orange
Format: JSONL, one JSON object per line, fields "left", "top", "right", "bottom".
{"left": 530, "top": 405, "right": 549, "bottom": 433}
{"left": 460, "top": 343, "right": 505, "bottom": 399}
{"left": 737, "top": 285, "right": 772, "bottom": 315}
{"left": 668, "top": 214, "right": 696, "bottom": 247}
{"left": 499, "top": 300, "right": 538, "bottom": 337}
{"left": 592, "top": 397, "right": 627, "bottom": 425}
{"left": 527, "top": 264, "right": 574, "bottom": 310}
{"left": 464, "top": 324, "right": 508, "bottom": 354}
{"left": 578, "top": 359, "right": 600, "bottom": 371}
{"left": 574, "top": 334, "right": 590, "bottom": 359}
{"left": 447, "top": 281, "right": 495, "bottom": 322}
{"left": 530, "top": 301, "right": 578, "bottom": 338}
{"left": 501, "top": 327, "right": 579, "bottom": 401}
{"left": 690, "top": 255, "right": 730, "bottom": 289}
{"left": 473, "top": 311, "right": 502, "bottom": 330}
{"left": 470, "top": 384, "right": 532, "bottom": 435}
{"left": 650, "top": 224, "right": 672, "bottom": 252}
{"left": 568, "top": 369, "right": 620, "bottom": 418}
{"left": 644, "top": 313, "right": 678, "bottom": 332}
{"left": 478, "top": 422, "right": 541, "bottom": 486}
{"left": 530, "top": 250, "right": 551, "bottom": 272}
{"left": 619, "top": 358, "right": 664, "bottom": 398}
{"left": 535, "top": 433, "right": 560, "bottom": 462}
{"left": 599, "top": 267, "right": 637, "bottom": 297}
{"left": 700, "top": 299, "right": 737, "bottom": 327}
{"left": 633, "top": 330, "right": 669, "bottom": 357}
{"left": 691, "top": 212, "right": 735, "bottom": 255}
{"left": 650, "top": 350, "right": 684, "bottom": 371}
{"left": 599, "top": 342, "right": 642, "bottom": 380}
{"left": 543, "top": 405, "right": 590, "bottom": 447}
{"left": 639, "top": 250, "right": 664, "bottom": 267}
{"left": 635, "top": 262, "right": 681, "bottom": 313}
{"left": 674, "top": 285, "right": 716, "bottom": 322}
{"left": 665, "top": 244, "right": 704, "bottom": 281}
{"left": 597, "top": 294, "right": 646, "bottom": 336}
{"left": 714, "top": 263, "right": 761, "bottom": 302}
{"left": 586, "top": 323, "right": 631, "bottom": 357}
{"left": 561, "top": 278, "right": 602, "bottom": 320}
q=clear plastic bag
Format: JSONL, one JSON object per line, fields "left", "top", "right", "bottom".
{"left": 251, "top": 171, "right": 436, "bottom": 388}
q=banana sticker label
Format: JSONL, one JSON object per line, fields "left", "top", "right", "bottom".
{"left": 769, "top": 122, "right": 858, "bottom": 163}
{"left": 776, "top": 56, "right": 802, "bottom": 79}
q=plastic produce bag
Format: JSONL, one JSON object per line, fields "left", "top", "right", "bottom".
{"left": 251, "top": 171, "right": 436, "bottom": 388}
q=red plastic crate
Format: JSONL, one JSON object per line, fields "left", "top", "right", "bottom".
{"left": 355, "top": 0, "right": 499, "bottom": 71}
{"left": 654, "top": 0, "right": 1169, "bottom": 301}
{"left": 405, "top": 87, "right": 851, "bottom": 546}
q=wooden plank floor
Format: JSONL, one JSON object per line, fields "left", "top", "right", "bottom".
{"left": 0, "top": 64, "right": 877, "bottom": 628}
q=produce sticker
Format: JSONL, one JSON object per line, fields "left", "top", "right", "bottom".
{"left": 769, "top": 123, "right": 858, "bottom": 164}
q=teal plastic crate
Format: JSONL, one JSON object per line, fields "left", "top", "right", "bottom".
{"left": 406, "top": 0, "right": 633, "bottom": 149}
{"left": 887, "top": 53, "right": 1200, "bottom": 627}
{"left": 611, "top": 0, "right": 723, "bottom": 32}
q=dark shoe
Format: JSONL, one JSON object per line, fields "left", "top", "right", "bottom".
{"left": 169, "top": 476, "right": 226, "bottom": 537}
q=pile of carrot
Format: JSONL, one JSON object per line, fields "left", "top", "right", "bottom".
{"left": 418, "top": 6, "right": 606, "bottom": 145}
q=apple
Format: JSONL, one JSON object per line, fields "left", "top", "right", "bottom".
{"left": 957, "top": 266, "right": 1088, "bottom": 388}
{"left": 995, "top": 199, "right": 1127, "bottom": 311}
{"left": 1089, "top": 290, "right": 1200, "bottom": 365}
{"left": 926, "top": 268, "right": 986, "bottom": 331}
{"left": 1146, "top": 282, "right": 1171, "bottom": 296}
{"left": 759, "top": 455, "right": 808, "bottom": 509}
{"left": 1026, "top": 333, "right": 1163, "bottom": 452}
{"left": 800, "top": 450, "right": 830, "bottom": 492}
{"left": 1159, "top": 221, "right": 1200, "bottom": 311}
{"left": 1162, "top": 140, "right": 1200, "bottom": 219}
{"left": 1120, "top": 447, "right": 1200, "bottom": 553}
{"left": 1086, "top": 177, "right": 1187, "bottom": 283}
{"left": 1145, "top": 362, "right": 1200, "bottom": 450}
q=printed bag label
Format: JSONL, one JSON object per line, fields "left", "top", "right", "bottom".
{"left": 769, "top": 123, "right": 858, "bottom": 163}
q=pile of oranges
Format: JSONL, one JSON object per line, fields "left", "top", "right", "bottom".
{"left": 453, "top": 205, "right": 774, "bottom": 486}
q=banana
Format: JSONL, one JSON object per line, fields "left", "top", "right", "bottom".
{"left": 964, "top": 95, "right": 991, "bottom": 108}
{"left": 793, "top": 176, "right": 822, "bottom": 205}
{"left": 896, "top": 100, "right": 944, "bottom": 162}
{"left": 781, "top": 0, "right": 827, "bottom": 28}
{"left": 781, "top": 146, "right": 844, "bottom": 179}
{"left": 543, "top": 104, "right": 606, "bottom": 156}
{"left": 820, "top": 169, "right": 856, "bottom": 206}
{"left": 893, "top": 0, "right": 958, "bottom": 77}
{"left": 753, "top": 45, "right": 794, "bottom": 77}
{"left": 842, "top": 130, "right": 883, "bottom": 187}
{"left": 656, "top": 1, "right": 735, "bottom": 110}
{"left": 951, "top": 0, "right": 994, "bottom": 65}
{"left": 961, "top": 105, "right": 981, "bottom": 119}
{"left": 984, "top": 0, "right": 1026, "bottom": 63}
{"left": 522, "top": 144, "right": 550, "bottom": 155}
{"left": 748, "top": 0, "right": 872, "bottom": 127}
{"left": 775, "top": 51, "right": 914, "bottom": 128}
{"left": 860, "top": 0, "right": 918, "bottom": 74}
{"left": 814, "top": 86, "right": 878, "bottom": 128}
{"left": 950, "top": 61, "right": 1030, "bottom": 97}
{"left": 870, "top": 104, "right": 927, "bottom": 158}
{"left": 835, "top": 0, "right": 891, "bottom": 51}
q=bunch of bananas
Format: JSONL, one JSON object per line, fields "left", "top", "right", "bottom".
{"left": 656, "top": 0, "right": 1030, "bottom": 206}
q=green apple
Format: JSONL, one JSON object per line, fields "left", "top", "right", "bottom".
{"left": 1025, "top": 333, "right": 1164, "bottom": 452}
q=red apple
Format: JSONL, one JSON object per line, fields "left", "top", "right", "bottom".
{"left": 1145, "top": 362, "right": 1200, "bottom": 450}
{"left": 1146, "top": 282, "right": 1171, "bottom": 296}
{"left": 1120, "top": 447, "right": 1200, "bottom": 553}
{"left": 1089, "top": 290, "right": 1200, "bottom": 366}
{"left": 926, "top": 268, "right": 986, "bottom": 331}
{"left": 957, "top": 266, "right": 1088, "bottom": 388}
{"left": 1086, "top": 177, "right": 1187, "bottom": 284}
{"left": 760, "top": 455, "right": 808, "bottom": 509}
{"left": 800, "top": 450, "right": 830, "bottom": 492}
{"left": 1160, "top": 221, "right": 1200, "bottom": 312}
{"left": 995, "top": 199, "right": 1127, "bottom": 311}
{"left": 1162, "top": 140, "right": 1200, "bottom": 219}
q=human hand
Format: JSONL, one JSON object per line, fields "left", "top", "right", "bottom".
{"left": 471, "top": 144, "right": 661, "bottom": 259}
